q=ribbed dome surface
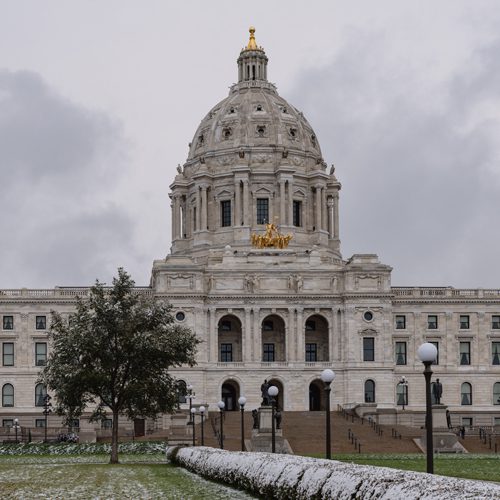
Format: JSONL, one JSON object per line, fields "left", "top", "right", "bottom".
{"left": 186, "top": 81, "right": 322, "bottom": 163}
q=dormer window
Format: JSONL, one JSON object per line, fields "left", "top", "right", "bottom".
{"left": 229, "top": 107, "right": 235, "bottom": 114}
{"left": 311, "top": 134, "right": 316, "bottom": 147}
{"left": 289, "top": 127, "right": 297, "bottom": 139}
{"left": 222, "top": 127, "right": 232, "bottom": 140}
{"left": 256, "top": 105, "right": 263, "bottom": 111}
{"left": 282, "top": 106, "right": 288, "bottom": 113}
{"left": 257, "top": 125, "right": 266, "bottom": 137}
{"left": 197, "top": 133, "right": 204, "bottom": 147}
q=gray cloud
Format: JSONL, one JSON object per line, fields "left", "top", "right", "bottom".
{"left": 0, "top": 70, "right": 139, "bottom": 288}
{"left": 288, "top": 32, "right": 500, "bottom": 287}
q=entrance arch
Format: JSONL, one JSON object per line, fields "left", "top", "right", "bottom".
{"left": 261, "top": 315, "right": 286, "bottom": 362}
{"left": 267, "top": 379, "right": 284, "bottom": 410}
{"left": 304, "top": 314, "right": 329, "bottom": 362}
{"left": 218, "top": 315, "right": 242, "bottom": 362}
{"left": 309, "top": 380, "right": 324, "bottom": 411}
{"left": 221, "top": 379, "right": 240, "bottom": 411}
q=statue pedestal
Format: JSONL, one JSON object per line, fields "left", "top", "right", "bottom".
{"left": 432, "top": 404, "right": 448, "bottom": 429}
{"left": 248, "top": 406, "right": 291, "bottom": 454}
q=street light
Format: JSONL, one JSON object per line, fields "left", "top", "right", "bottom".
{"left": 42, "top": 394, "right": 52, "bottom": 443}
{"left": 13, "top": 418, "right": 19, "bottom": 444}
{"left": 398, "top": 376, "right": 408, "bottom": 411}
{"left": 268, "top": 385, "right": 279, "bottom": 453}
{"left": 199, "top": 406, "right": 206, "bottom": 446}
{"left": 186, "top": 384, "right": 195, "bottom": 425}
{"left": 190, "top": 407, "right": 197, "bottom": 446}
{"left": 217, "top": 400, "right": 225, "bottom": 449}
{"left": 417, "top": 342, "right": 438, "bottom": 474}
{"left": 238, "top": 396, "right": 247, "bottom": 451}
{"left": 321, "top": 369, "right": 336, "bottom": 460}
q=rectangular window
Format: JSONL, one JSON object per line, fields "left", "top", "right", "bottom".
{"left": 395, "top": 315, "right": 406, "bottom": 330}
{"left": 35, "top": 343, "right": 47, "bottom": 366}
{"left": 492, "top": 315, "right": 500, "bottom": 329}
{"left": 102, "top": 419, "right": 113, "bottom": 430}
{"left": 427, "top": 315, "right": 438, "bottom": 329}
{"left": 305, "top": 343, "right": 317, "bottom": 362}
{"left": 293, "top": 200, "right": 302, "bottom": 227}
{"left": 2, "top": 343, "right": 14, "bottom": 366}
{"left": 363, "top": 337, "right": 375, "bottom": 362}
{"left": 36, "top": 315, "right": 47, "bottom": 330}
{"left": 263, "top": 343, "right": 275, "bottom": 362}
{"left": 493, "top": 342, "right": 500, "bottom": 365}
{"left": 2, "top": 419, "right": 13, "bottom": 428}
{"left": 459, "top": 341, "right": 471, "bottom": 365}
{"left": 2, "top": 316, "right": 13, "bottom": 330}
{"left": 256, "top": 198, "right": 269, "bottom": 225}
{"left": 462, "top": 417, "right": 473, "bottom": 428}
{"left": 220, "top": 343, "right": 233, "bottom": 362}
{"left": 430, "top": 341, "right": 439, "bottom": 365}
{"left": 459, "top": 315, "right": 470, "bottom": 330}
{"left": 494, "top": 417, "right": 500, "bottom": 427}
{"left": 35, "top": 419, "right": 46, "bottom": 428}
{"left": 395, "top": 342, "right": 407, "bottom": 365}
{"left": 220, "top": 200, "right": 231, "bottom": 227}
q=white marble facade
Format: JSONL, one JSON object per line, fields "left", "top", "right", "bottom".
{"left": 1, "top": 29, "right": 500, "bottom": 431}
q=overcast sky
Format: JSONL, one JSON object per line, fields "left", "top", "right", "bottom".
{"left": 1, "top": 1, "right": 499, "bottom": 288}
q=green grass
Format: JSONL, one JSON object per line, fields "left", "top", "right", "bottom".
{"left": 312, "top": 453, "right": 500, "bottom": 483}
{"left": 0, "top": 455, "right": 254, "bottom": 499}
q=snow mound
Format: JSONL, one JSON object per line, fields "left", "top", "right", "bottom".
{"left": 166, "top": 446, "right": 500, "bottom": 499}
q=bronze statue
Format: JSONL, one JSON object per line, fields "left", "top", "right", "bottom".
{"left": 261, "top": 379, "right": 270, "bottom": 406}
{"left": 275, "top": 410, "right": 282, "bottom": 430}
{"left": 433, "top": 378, "right": 443, "bottom": 404}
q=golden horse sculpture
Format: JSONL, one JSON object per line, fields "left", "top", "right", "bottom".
{"left": 251, "top": 223, "right": 293, "bottom": 249}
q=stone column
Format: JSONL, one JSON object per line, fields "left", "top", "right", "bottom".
{"left": 321, "top": 186, "right": 327, "bottom": 231}
{"left": 234, "top": 180, "right": 241, "bottom": 226}
{"left": 334, "top": 195, "right": 340, "bottom": 239}
{"left": 173, "top": 195, "right": 181, "bottom": 239}
{"left": 288, "top": 180, "right": 294, "bottom": 227}
{"left": 329, "top": 309, "right": 335, "bottom": 362}
{"left": 327, "top": 198, "right": 334, "bottom": 238}
{"left": 209, "top": 308, "right": 217, "bottom": 363}
{"left": 195, "top": 187, "right": 201, "bottom": 232}
{"left": 244, "top": 308, "right": 252, "bottom": 362}
{"left": 279, "top": 179, "right": 286, "bottom": 226}
{"left": 315, "top": 186, "right": 322, "bottom": 231}
{"left": 296, "top": 308, "right": 304, "bottom": 362}
{"left": 254, "top": 308, "right": 261, "bottom": 363}
{"left": 287, "top": 308, "right": 295, "bottom": 361}
{"left": 170, "top": 201, "right": 175, "bottom": 241}
{"left": 201, "top": 185, "right": 208, "bottom": 231}
{"left": 243, "top": 179, "right": 250, "bottom": 226}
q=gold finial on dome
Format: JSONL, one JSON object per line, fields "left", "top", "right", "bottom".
{"left": 245, "top": 26, "right": 260, "bottom": 51}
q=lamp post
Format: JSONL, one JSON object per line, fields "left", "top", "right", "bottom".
{"left": 217, "top": 400, "right": 225, "bottom": 449}
{"left": 321, "top": 369, "right": 336, "bottom": 460}
{"left": 199, "top": 406, "right": 206, "bottom": 446}
{"left": 42, "top": 394, "right": 52, "bottom": 443}
{"left": 186, "top": 384, "right": 195, "bottom": 425}
{"left": 13, "top": 418, "right": 19, "bottom": 444}
{"left": 398, "top": 376, "right": 408, "bottom": 411}
{"left": 268, "top": 385, "right": 279, "bottom": 453}
{"left": 190, "top": 407, "right": 197, "bottom": 446}
{"left": 417, "top": 342, "right": 438, "bottom": 474}
{"left": 238, "top": 396, "right": 247, "bottom": 451}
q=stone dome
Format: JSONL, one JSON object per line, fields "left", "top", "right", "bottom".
{"left": 185, "top": 28, "right": 322, "bottom": 166}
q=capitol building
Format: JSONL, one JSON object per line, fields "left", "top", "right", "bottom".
{"left": 1, "top": 28, "right": 500, "bottom": 436}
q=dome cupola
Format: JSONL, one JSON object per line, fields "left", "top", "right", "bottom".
{"left": 237, "top": 27, "right": 269, "bottom": 82}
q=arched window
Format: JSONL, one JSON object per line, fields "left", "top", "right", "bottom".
{"left": 493, "top": 382, "right": 500, "bottom": 405}
{"left": 364, "top": 380, "right": 375, "bottom": 403}
{"left": 2, "top": 383, "right": 14, "bottom": 407}
{"left": 35, "top": 384, "right": 47, "bottom": 407}
{"left": 461, "top": 382, "right": 472, "bottom": 405}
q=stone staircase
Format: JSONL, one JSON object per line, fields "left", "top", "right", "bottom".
{"left": 192, "top": 410, "right": 422, "bottom": 455}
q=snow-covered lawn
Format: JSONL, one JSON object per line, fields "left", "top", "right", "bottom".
{"left": 0, "top": 458, "right": 253, "bottom": 499}
{"left": 168, "top": 446, "right": 500, "bottom": 499}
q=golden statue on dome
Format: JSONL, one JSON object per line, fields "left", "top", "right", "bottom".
{"left": 251, "top": 222, "right": 292, "bottom": 249}
{"left": 243, "top": 26, "right": 264, "bottom": 52}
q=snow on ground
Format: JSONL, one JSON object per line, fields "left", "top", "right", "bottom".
{"left": 168, "top": 446, "right": 500, "bottom": 499}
